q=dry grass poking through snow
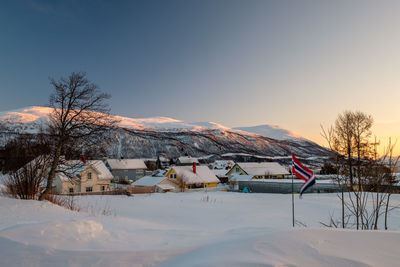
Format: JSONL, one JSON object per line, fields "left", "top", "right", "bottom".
{"left": 43, "top": 194, "right": 116, "bottom": 217}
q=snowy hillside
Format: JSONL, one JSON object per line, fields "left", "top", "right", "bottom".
{"left": 0, "top": 192, "right": 399, "bottom": 266}
{"left": 0, "top": 106, "right": 331, "bottom": 160}
{"left": 235, "top": 124, "right": 304, "bottom": 140}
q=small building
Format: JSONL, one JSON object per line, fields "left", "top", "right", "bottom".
{"left": 226, "top": 162, "right": 289, "bottom": 179}
{"left": 230, "top": 174, "right": 254, "bottom": 191}
{"left": 132, "top": 175, "right": 178, "bottom": 192}
{"left": 176, "top": 156, "right": 199, "bottom": 166}
{"left": 105, "top": 159, "right": 148, "bottom": 182}
{"left": 210, "top": 160, "right": 235, "bottom": 170}
{"left": 53, "top": 160, "right": 113, "bottom": 194}
{"left": 165, "top": 163, "right": 220, "bottom": 190}
{"left": 212, "top": 169, "right": 229, "bottom": 183}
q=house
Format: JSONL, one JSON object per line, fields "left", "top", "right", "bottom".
{"left": 176, "top": 156, "right": 199, "bottom": 166}
{"left": 105, "top": 159, "right": 148, "bottom": 182}
{"left": 165, "top": 163, "right": 220, "bottom": 189}
{"left": 210, "top": 160, "right": 235, "bottom": 170}
{"left": 226, "top": 162, "right": 289, "bottom": 179}
{"left": 212, "top": 169, "right": 229, "bottom": 183}
{"left": 229, "top": 174, "right": 254, "bottom": 191}
{"left": 53, "top": 160, "right": 113, "bottom": 194}
{"left": 132, "top": 175, "right": 178, "bottom": 192}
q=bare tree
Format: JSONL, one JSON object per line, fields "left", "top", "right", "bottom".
{"left": 3, "top": 154, "right": 51, "bottom": 199}
{"left": 2, "top": 132, "right": 50, "bottom": 173}
{"left": 39, "top": 72, "right": 118, "bottom": 200}
{"left": 321, "top": 110, "right": 398, "bottom": 230}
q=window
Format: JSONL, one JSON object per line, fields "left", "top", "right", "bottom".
{"left": 236, "top": 167, "right": 240, "bottom": 172}
{"left": 169, "top": 173, "right": 176, "bottom": 179}
{"left": 101, "top": 185, "right": 105, "bottom": 191}
{"left": 69, "top": 187, "right": 74, "bottom": 193}
{"left": 87, "top": 172, "right": 92, "bottom": 180}
{"left": 85, "top": 187, "right": 93, "bottom": 192}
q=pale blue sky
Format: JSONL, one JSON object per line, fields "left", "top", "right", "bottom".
{"left": 1, "top": 0, "right": 400, "bottom": 149}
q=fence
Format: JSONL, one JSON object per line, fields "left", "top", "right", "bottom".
{"left": 58, "top": 189, "right": 129, "bottom": 196}
{"left": 238, "top": 180, "right": 341, "bottom": 194}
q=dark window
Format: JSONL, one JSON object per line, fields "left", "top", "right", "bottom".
{"left": 87, "top": 172, "right": 92, "bottom": 179}
{"left": 86, "top": 187, "right": 93, "bottom": 192}
{"left": 101, "top": 185, "right": 105, "bottom": 191}
{"left": 69, "top": 187, "right": 74, "bottom": 193}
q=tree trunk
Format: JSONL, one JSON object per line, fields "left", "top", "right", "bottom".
{"left": 38, "top": 143, "right": 62, "bottom": 200}
{"left": 385, "top": 194, "right": 390, "bottom": 230}
{"left": 342, "top": 188, "right": 345, "bottom": 228}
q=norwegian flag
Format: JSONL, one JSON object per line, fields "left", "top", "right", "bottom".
{"left": 292, "top": 154, "right": 316, "bottom": 196}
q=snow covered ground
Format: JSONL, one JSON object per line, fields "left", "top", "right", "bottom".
{"left": 0, "top": 192, "right": 400, "bottom": 266}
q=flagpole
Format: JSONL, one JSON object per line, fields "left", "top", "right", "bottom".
{"left": 292, "top": 170, "right": 295, "bottom": 227}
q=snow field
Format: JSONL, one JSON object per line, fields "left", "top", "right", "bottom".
{"left": 0, "top": 192, "right": 399, "bottom": 266}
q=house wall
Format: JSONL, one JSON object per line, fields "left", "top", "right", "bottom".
{"left": 205, "top": 182, "right": 218, "bottom": 188}
{"left": 53, "top": 177, "right": 64, "bottom": 194}
{"left": 226, "top": 164, "right": 286, "bottom": 179}
{"left": 111, "top": 169, "right": 145, "bottom": 182}
{"left": 159, "top": 178, "right": 179, "bottom": 191}
{"left": 165, "top": 169, "right": 181, "bottom": 185}
{"left": 226, "top": 164, "right": 247, "bottom": 178}
{"left": 54, "top": 178, "right": 78, "bottom": 194}
{"left": 54, "top": 165, "right": 111, "bottom": 194}
{"left": 165, "top": 168, "right": 218, "bottom": 189}
{"left": 253, "top": 174, "right": 285, "bottom": 179}
{"left": 80, "top": 166, "right": 111, "bottom": 192}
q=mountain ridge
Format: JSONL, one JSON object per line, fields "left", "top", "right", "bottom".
{"left": 0, "top": 106, "right": 331, "bottom": 161}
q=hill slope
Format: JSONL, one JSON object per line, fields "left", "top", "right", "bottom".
{"left": 0, "top": 106, "right": 330, "bottom": 160}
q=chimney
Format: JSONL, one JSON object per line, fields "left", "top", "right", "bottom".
{"left": 82, "top": 155, "right": 87, "bottom": 164}
{"left": 193, "top": 162, "right": 196, "bottom": 174}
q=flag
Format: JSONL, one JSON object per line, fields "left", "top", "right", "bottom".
{"left": 292, "top": 154, "right": 316, "bottom": 196}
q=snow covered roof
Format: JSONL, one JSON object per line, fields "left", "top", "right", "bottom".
{"left": 90, "top": 160, "right": 114, "bottom": 180}
{"left": 236, "top": 162, "right": 289, "bottom": 176}
{"left": 212, "top": 169, "right": 228, "bottom": 177}
{"left": 133, "top": 176, "right": 166, "bottom": 186}
{"left": 230, "top": 174, "right": 254, "bottom": 182}
{"left": 156, "top": 184, "right": 176, "bottom": 190}
{"left": 177, "top": 156, "right": 199, "bottom": 164}
{"left": 56, "top": 160, "right": 113, "bottom": 181}
{"left": 106, "top": 159, "right": 147, "bottom": 170}
{"left": 170, "top": 166, "right": 220, "bottom": 185}
{"left": 212, "top": 160, "right": 235, "bottom": 169}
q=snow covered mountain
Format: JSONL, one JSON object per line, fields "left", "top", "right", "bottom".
{"left": 0, "top": 106, "right": 331, "bottom": 161}
{"left": 234, "top": 125, "right": 304, "bottom": 141}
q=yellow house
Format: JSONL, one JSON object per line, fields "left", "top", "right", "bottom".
{"left": 53, "top": 160, "right": 113, "bottom": 194}
{"left": 165, "top": 164, "right": 220, "bottom": 190}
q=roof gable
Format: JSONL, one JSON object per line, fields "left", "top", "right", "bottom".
{"left": 106, "top": 159, "right": 147, "bottom": 170}
{"left": 56, "top": 160, "right": 113, "bottom": 181}
{"left": 236, "top": 162, "right": 289, "bottom": 176}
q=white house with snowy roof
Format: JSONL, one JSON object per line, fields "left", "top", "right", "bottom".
{"left": 105, "top": 159, "right": 148, "bottom": 182}
{"left": 226, "top": 162, "right": 289, "bottom": 180}
{"left": 166, "top": 163, "right": 220, "bottom": 190}
{"left": 133, "top": 175, "right": 178, "bottom": 192}
{"left": 53, "top": 160, "right": 113, "bottom": 194}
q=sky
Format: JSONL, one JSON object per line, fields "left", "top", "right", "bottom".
{"left": 1, "top": 0, "right": 400, "bottom": 154}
